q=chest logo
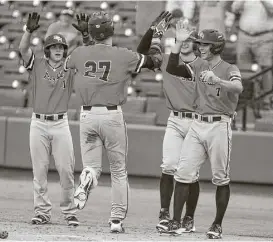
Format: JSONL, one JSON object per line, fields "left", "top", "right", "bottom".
{"left": 43, "top": 70, "right": 65, "bottom": 86}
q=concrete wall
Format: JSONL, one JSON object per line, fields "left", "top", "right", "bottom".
{"left": 1, "top": 117, "right": 273, "bottom": 184}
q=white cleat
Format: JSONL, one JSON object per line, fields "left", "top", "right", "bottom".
{"left": 109, "top": 220, "right": 125, "bottom": 233}
{"left": 74, "top": 167, "right": 97, "bottom": 210}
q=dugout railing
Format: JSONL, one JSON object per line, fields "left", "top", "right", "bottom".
{"left": 234, "top": 65, "right": 273, "bottom": 131}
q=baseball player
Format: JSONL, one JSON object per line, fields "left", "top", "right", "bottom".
{"left": 19, "top": 12, "right": 79, "bottom": 226}
{"left": 136, "top": 19, "right": 201, "bottom": 233}
{"left": 160, "top": 21, "right": 243, "bottom": 239}
{"left": 64, "top": 11, "right": 170, "bottom": 233}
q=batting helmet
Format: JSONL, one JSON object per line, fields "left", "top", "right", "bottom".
{"left": 88, "top": 11, "right": 114, "bottom": 41}
{"left": 44, "top": 34, "right": 68, "bottom": 58}
{"left": 195, "top": 29, "right": 225, "bottom": 55}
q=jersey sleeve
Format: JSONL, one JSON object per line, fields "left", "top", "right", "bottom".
{"left": 23, "top": 50, "right": 35, "bottom": 72}
{"left": 124, "top": 49, "right": 146, "bottom": 73}
{"left": 227, "top": 65, "right": 242, "bottom": 82}
{"left": 64, "top": 50, "right": 76, "bottom": 71}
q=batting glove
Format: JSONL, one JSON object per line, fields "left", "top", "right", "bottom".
{"left": 151, "top": 11, "right": 173, "bottom": 39}
{"left": 26, "top": 12, "right": 40, "bottom": 33}
{"left": 72, "top": 13, "right": 89, "bottom": 36}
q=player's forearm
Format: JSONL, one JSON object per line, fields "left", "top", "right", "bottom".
{"left": 219, "top": 79, "right": 243, "bottom": 93}
{"left": 166, "top": 53, "right": 192, "bottom": 78}
{"left": 82, "top": 34, "right": 95, "bottom": 46}
{"left": 19, "top": 30, "right": 32, "bottom": 54}
{"left": 142, "top": 37, "right": 163, "bottom": 69}
{"left": 136, "top": 28, "right": 153, "bottom": 54}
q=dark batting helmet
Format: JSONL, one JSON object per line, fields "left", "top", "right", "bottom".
{"left": 195, "top": 29, "right": 225, "bottom": 55}
{"left": 88, "top": 11, "right": 114, "bottom": 41}
{"left": 44, "top": 34, "right": 68, "bottom": 58}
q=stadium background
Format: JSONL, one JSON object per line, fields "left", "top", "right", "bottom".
{"left": 0, "top": 1, "right": 272, "bottom": 240}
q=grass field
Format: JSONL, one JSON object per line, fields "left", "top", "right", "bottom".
{"left": 0, "top": 168, "right": 272, "bottom": 241}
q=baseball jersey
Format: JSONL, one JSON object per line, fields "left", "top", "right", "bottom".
{"left": 196, "top": 60, "right": 241, "bottom": 116}
{"left": 162, "top": 53, "right": 203, "bottom": 112}
{"left": 25, "top": 51, "right": 74, "bottom": 114}
{"left": 166, "top": 53, "right": 209, "bottom": 111}
{"left": 65, "top": 44, "right": 146, "bottom": 106}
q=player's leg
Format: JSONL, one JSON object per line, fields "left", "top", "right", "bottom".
{"left": 101, "top": 110, "right": 128, "bottom": 233}
{"left": 206, "top": 121, "right": 232, "bottom": 239}
{"left": 74, "top": 112, "right": 103, "bottom": 210}
{"left": 29, "top": 117, "right": 51, "bottom": 224}
{"left": 50, "top": 117, "right": 78, "bottom": 226}
{"left": 158, "top": 116, "right": 185, "bottom": 229}
{"left": 159, "top": 124, "right": 207, "bottom": 234}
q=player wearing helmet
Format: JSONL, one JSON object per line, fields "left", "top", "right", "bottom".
{"left": 137, "top": 21, "right": 201, "bottom": 234}
{"left": 159, "top": 20, "right": 243, "bottom": 239}
{"left": 65, "top": 11, "right": 172, "bottom": 233}
{"left": 19, "top": 12, "right": 79, "bottom": 227}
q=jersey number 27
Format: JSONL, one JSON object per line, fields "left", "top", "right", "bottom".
{"left": 84, "top": 60, "right": 111, "bottom": 82}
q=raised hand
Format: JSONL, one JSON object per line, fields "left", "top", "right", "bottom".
{"left": 175, "top": 19, "right": 194, "bottom": 42}
{"left": 72, "top": 13, "right": 89, "bottom": 35}
{"left": 26, "top": 12, "right": 40, "bottom": 33}
{"left": 152, "top": 11, "right": 173, "bottom": 39}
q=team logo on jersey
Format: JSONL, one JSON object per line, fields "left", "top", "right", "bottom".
{"left": 198, "top": 31, "right": 204, "bottom": 39}
{"left": 53, "top": 35, "right": 63, "bottom": 42}
{"left": 43, "top": 70, "right": 65, "bottom": 85}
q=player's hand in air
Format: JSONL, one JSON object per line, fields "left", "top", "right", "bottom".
{"left": 151, "top": 11, "right": 173, "bottom": 39}
{"left": 175, "top": 19, "right": 195, "bottom": 42}
{"left": 200, "top": 70, "right": 220, "bottom": 85}
{"left": 26, "top": 12, "right": 40, "bottom": 33}
{"left": 72, "top": 13, "right": 89, "bottom": 36}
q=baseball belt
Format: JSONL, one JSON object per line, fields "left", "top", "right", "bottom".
{"left": 83, "top": 105, "right": 118, "bottom": 111}
{"left": 35, "top": 113, "right": 64, "bottom": 121}
{"left": 173, "top": 111, "right": 222, "bottom": 123}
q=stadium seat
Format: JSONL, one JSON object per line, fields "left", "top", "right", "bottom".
{"left": 146, "top": 97, "right": 170, "bottom": 126}
{"left": 117, "top": 1, "right": 137, "bottom": 11}
{"left": 255, "top": 117, "right": 273, "bottom": 132}
{"left": 122, "top": 96, "right": 146, "bottom": 113}
{"left": 0, "top": 23, "right": 24, "bottom": 41}
{"left": 0, "top": 88, "right": 26, "bottom": 107}
{"left": 12, "top": 1, "right": 44, "bottom": 15}
{"left": 123, "top": 112, "right": 156, "bottom": 125}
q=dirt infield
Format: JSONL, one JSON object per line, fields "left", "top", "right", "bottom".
{"left": 0, "top": 169, "right": 272, "bottom": 241}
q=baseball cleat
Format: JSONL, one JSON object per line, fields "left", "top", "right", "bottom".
{"left": 109, "top": 220, "right": 125, "bottom": 233}
{"left": 157, "top": 219, "right": 183, "bottom": 235}
{"left": 156, "top": 208, "right": 170, "bottom": 232}
{"left": 181, "top": 216, "right": 196, "bottom": 233}
{"left": 66, "top": 215, "right": 79, "bottom": 227}
{"left": 206, "top": 224, "right": 222, "bottom": 239}
{"left": 74, "top": 167, "right": 97, "bottom": 210}
{"left": 31, "top": 214, "right": 50, "bottom": 225}
{"left": 0, "top": 230, "right": 8, "bottom": 239}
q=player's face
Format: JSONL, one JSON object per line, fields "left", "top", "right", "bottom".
{"left": 198, "top": 43, "right": 213, "bottom": 60}
{"left": 49, "top": 44, "right": 65, "bottom": 62}
{"left": 180, "top": 39, "right": 194, "bottom": 55}
{"left": 60, "top": 14, "right": 73, "bottom": 25}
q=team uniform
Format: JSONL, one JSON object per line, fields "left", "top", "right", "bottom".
{"left": 163, "top": 29, "right": 242, "bottom": 238}
{"left": 22, "top": 33, "right": 78, "bottom": 226}
{"left": 64, "top": 10, "right": 164, "bottom": 233}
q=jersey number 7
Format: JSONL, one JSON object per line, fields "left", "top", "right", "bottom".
{"left": 84, "top": 60, "right": 111, "bottom": 82}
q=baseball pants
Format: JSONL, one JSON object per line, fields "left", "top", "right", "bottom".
{"left": 161, "top": 111, "right": 194, "bottom": 175}
{"left": 174, "top": 115, "right": 232, "bottom": 186}
{"left": 29, "top": 113, "right": 77, "bottom": 219}
{"left": 79, "top": 105, "right": 129, "bottom": 221}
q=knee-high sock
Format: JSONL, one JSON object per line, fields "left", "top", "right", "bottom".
{"left": 185, "top": 181, "right": 200, "bottom": 218}
{"left": 160, "top": 173, "right": 174, "bottom": 209}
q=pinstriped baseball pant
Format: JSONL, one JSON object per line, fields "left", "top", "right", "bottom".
{"left": 79, "top": 106, "right": 129, "bottom": 221}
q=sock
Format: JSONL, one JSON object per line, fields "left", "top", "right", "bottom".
{"left": 213, "top": 184, "right": 230, "bottom": 226}
{"left": 173, "top": 181, "right": 190, "bottom": 222}
{"left": 185, "top": 181, "right": 200, "bottom": 218}
{"left": 160, "top": 173, "right": 174, "bottom": 209}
